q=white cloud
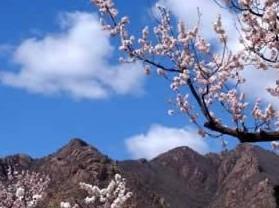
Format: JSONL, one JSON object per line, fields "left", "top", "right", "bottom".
{"left": 125, "top": 124, "right": 209, "bottom": 159}
{"left": 0, "top": 12, "right": 144, "bottom": 99}
{"left": 240, "top": 67, "right": 279, "bottom": 107}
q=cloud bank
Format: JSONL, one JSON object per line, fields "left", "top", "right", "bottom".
{"left": 125, "top": 124, "right": 209, "bottom": 159}
{"left": 0, "top": 12, "right": 144, "bottom": 99}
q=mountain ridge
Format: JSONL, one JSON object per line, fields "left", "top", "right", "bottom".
{"left": 0, "top": 138, "right": 279, "bottom": 208}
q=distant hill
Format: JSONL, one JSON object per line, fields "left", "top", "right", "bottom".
{"left": 0, "top": 138, "right": 279, "bottom": 208}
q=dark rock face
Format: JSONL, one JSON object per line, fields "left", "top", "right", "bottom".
{"left": 1, "top": 138, "right": 279, "bottom": 208}
{"left": 120, "top": 147, "right": 218, "bottom": 208}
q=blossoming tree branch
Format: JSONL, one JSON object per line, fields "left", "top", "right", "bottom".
{"left": 91, "top": 0, "right": 279, "bottom": 143}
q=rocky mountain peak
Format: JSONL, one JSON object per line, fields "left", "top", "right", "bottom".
{"left": 52, "top": 138, "right": 103, "bottom": 162}
{"left": 67, "top": 138, "right": 90, "bottom": 148}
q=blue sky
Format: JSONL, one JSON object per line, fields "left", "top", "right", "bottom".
{"left": 0, "top": 0, "right": 195, "bottom": 159}
{"left": 0, "top": 0, "right": 273, "bottom": 160}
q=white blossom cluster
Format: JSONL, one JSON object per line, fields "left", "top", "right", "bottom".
{"left": 60, "top": 174, "right": 132, "bottom": 208}
{"left": 91, "top": 0, "right": 118, "bottom": 17}
{"left": 237, "top": 0, "right": 279, "bottom": 96}
{"left": 239, "top": 0, "right": 279, "bottom": 64}
{"left": 0, "top": 166, "right": 50, "bottom": 208}
{"left": 91, "top": 0, "right": 279, "bottom": 142}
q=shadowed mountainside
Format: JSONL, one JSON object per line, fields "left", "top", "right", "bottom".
{"left": 1, "top": 138, "right": 279, "bottom": 208}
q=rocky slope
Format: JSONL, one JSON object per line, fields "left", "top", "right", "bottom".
{"left": 1, "top": 138, "right": 279, "bottom": 208}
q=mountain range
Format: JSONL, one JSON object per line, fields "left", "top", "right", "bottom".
{"left": 0, "top": 138, "right": 279, "bottom": 208}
